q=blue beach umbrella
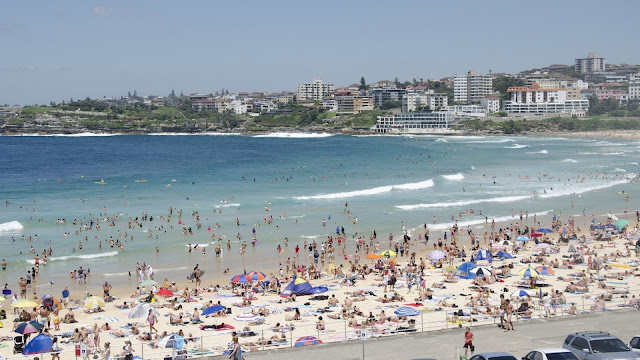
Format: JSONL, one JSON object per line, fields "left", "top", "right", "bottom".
{"left": 510, "top": 289, "right": 533, "bottom": 298}
{"left": 157, "top": 334, "right": 185, "bottom": 349}
{"left": 495, "top": 251, "right": 514, "bottom": 259}
{"left": 394, "top": 306, "right": 420, "bottom": 316}
{"left": 202, "top": 305, "right": 225, "bottom": 316}
{"left": 230, "top": 274, "right": 250, "bottom": 284}
{"left": 295, "top": 336, "right": 323, "bottom": 347}
{"left": 23, "top": 334, "right": 53, "bottom": 355}
{"left": 536, "top": 228, "right": 554, "bottom": 233}
{"left": 515, "top": 236, "right": 530, "bottom": 242}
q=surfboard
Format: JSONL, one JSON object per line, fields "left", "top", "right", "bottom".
{"left": 187, "top": 270, "right": 205, "bottom": 280}
{"left": 135, "top": 179, "right": 148, "bottom": 183}
{"left": 95, "top": 182, "right": 106, "bottom": 185}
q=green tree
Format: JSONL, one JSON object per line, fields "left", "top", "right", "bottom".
{"left": 359, "top": 76, "right": 366, "bottom": 90}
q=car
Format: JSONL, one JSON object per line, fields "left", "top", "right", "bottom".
{"left": 562, "top": 331, "right": 640, "bottom": 360}
{"left": 523, "top": 348, "right": 581, "bottom": 360}
{"left": 629, "top": 335, "right": 640, "bottom": 354}
{"left": 470, "top": 352, "right": 519, "bottom": 360}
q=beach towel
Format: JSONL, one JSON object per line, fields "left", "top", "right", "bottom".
{"left": 404, "top": 303, "right": 423, "bottom": 307}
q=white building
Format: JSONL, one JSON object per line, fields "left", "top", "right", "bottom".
{"left": 480, "top": 96, "right": 500, "bottom": 113}
{"left": 402, "top": 92, "right": 449, "bottom": 112}
{"left": 322, "top": 99, "right": 338, "bottom": 112}
{"left": 445, "top": 105, "right": 487, "bottom": 118}
{"left": 575, "top": 53, "right": 606, "bottom": 74}
{"left": 230, "top": 100, "right": 248, "bottom": 114}
{"left": 453, "top": 70, "right": 493, "bottom": 104}
{"left": 629, "top": 74, "right": 640, "bottom": 100}
{"left": 297, "top": 79, "right": 335, "bottom": 101}
{"left": 371, "top": 112, "right": 451, "bottom": 133}
{"left": 503, "top": 84, "right": 588, "bottom": 115}
{"left": 570, "top": 80, "right": 589, "bottom": 90}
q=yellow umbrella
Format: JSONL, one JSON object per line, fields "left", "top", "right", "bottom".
{"left": 327, "top": 263, "right": 335, "bottom": 271}
{"left": 380, "top": 250, "right": 397, "bottom": 257}
{"left": 84, "top": 296, "right": 105, "bottom": 310}
{"left": 12, "top": 299, "right": 38, "bottom": 308}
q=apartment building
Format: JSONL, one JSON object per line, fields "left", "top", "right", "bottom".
{"left": 480, "top": 96, "right": 500, "bottom": 113}
{"left": 453, "top": 70, "right": 492, "bottom": 104}
{"left": 369, "top": 88, "right": 406, "bottom": 107}
{"left": 296, "top": 79, "right": 335, "bottom": 101}
{"left": 629, "top": 74, "right": 640, "bottom": 100}
{"left": 370, "top": 112, "right": 450, "bottom": 133}
{"left": 503, "top": 84, "right": 588, "bottom": 114}
{"left": 575, "top": 53, "right": 606, "bottom": 74}
{"left": 336, "top": 96, "right": 374, "bottom": 114}
{"left": 402, "top": 92, "right": 448, "bottom": 112}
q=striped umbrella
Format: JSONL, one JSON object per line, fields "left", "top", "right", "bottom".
{"left": 230, "top": 274, "right": 250, "bottom": 284}
{"left": 157, "top": 334, "right": 185, "bottom": 349}
{"left": 15, "top": 321, "right": 44, "bottom": 335}
{"left": 491, "top": 243, "right": 505, "bottom": 250}
{"left": 536, "top": 243, "right": 551, "bottom": 250}
{"left": 295, "top": 336, "right": 323, "bottom": 347}
{"left": 535, "top": 266, "right": 555, "bottom": 275}
{"left": 84, "top": 296, "right": 105, "bottom": 310}
{"left": 428, "top": 250, "right": 446, "bottom": 260}
{"left": 394, "top": 306, "right": 420, "bottom": 316}
{"left": 500, "top": 240, "right": 516, "bottom": 246}
{"left": 12, "top": 299, "right": 38, "bottom": 308}
{"left": 510, "top": 289, "right": 533, "bottom": 298}
{"left": 518, "top": 267, "right": 539, "bottom": 278}
{"left": 233, "top": 314, "right": 262, "bottom": 322}
{"left": 470, "top": 267, "right": 491, "bottom": 277}
{"left": 380, "top": 250, "right": 397, "bottom": 257}
{"left": 247, "top": 271, "right": 266, "bottom": 281}
{"left": 558, "top": 227, "right": 572, "bottom": 234}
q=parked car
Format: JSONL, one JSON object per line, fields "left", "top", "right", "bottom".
{"left": 629, "top": 336, "right": 640, "bottom": 354}
{"left": 562, "top": 331, "right": 640, "bottom": 360}
{"left": 523, "top": 348, "right": 580, "bottom": 360}
{"left": 470, "top": 352, "right": 519, "bottom": 360}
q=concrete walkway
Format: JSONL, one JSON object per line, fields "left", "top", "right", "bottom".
{"left": 209, "top": 309, "right": 640, "bottom": 360}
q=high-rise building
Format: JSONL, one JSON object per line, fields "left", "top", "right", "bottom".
{"left": 296, "top": 79, "right": 335, "bottom": 101}
{"left": 575, "top": 53, "right": 606, "bottom": 74}
{"left": 629, "top": 74, "right": 640, "bottom": 100}
{"left": 453, "top": 70, "right": 492, "bottom": 104}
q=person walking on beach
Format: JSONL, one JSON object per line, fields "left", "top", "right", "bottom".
{"left": 123, "top": 340, "right": 133, "bottom": 360}
{"left": 146, "top": 309, "right": 157, "bottom": 334}
{"left": 463, "top": 327, "right": 475, "bottom": 357}
{"left": 229, "top": 336, "right": 242, "bottom": 360}
{"left": 504, "top": 299, "right": 514, "bottom": 332}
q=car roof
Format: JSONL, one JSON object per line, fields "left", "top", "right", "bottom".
{"left": 476, "top": 352, "right": 517, "bottom": 357}
{"left": 534, "top": 348, "right": 573, "bottom": 353}
{"left": 570, "top": 332, "right": 617, "bottom": 339}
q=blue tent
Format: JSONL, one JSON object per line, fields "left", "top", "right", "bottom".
{"left": 280, "top": 278, "right": 313, "bottom": 297}
{"left": 23, "top": 334, "right": 52, "bottom": 355}
{"left": 495, "top": 251, "right": 514, "bottom": 259}
{"left": 454, "top": 262, "right": 477, "bottom": 280}
{"left": 309, "top": 286, "right": 328, "bottom": 294}
{"left": 474, "top": 249, "right": 492, "bottom": 262}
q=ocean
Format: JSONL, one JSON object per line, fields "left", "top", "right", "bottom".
{"left": 0, "top": 133, "right": 638, "bottom": 293}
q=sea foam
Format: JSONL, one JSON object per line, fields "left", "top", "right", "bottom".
{"left": 25, "top": 251, "right": 118, "bottom": 264}
{"left": 504, "top": 144, "right": 530, "bottom": 149}
{"left": 396, "top": 195, "right": 532, "bottom": 211}
{"left": 253, "top": 133, "right": 333, "bottom": 138}
{"left": 442, "top": 173, "right": 464, "bottom": 181}
{"left": 0, "top": 221, "right": 24, "bottom": 232}
{"left": 537, "top": 174, "right": 635, "bottom": 199}
{"left": 294, "top": 179, "right": 434, "bottom": 200}
{"left": 428, "top": 210, "right": 553, "bottom": 231}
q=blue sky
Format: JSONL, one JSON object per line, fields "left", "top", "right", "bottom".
{"left": 1, "top": 0, "right": 639, "bottom": 105}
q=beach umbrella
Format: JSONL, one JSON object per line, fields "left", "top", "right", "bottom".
{"left": 84, "top": 296, "right": 105, "bottom": 310}
{"left": 500, "top": 240, "right": 516, "bottom": 246}
{"left": 428, "top": 250, "right": 446, "bottom": 261}
{"left": 23, "top": 334, "right": 52, "bottom": 355}
{"left": 202, "top": 305, "right": 226, "bottom": 316}
{"left": 558, "top": 227, "right": 572, "bottom": 234}
{"left": 615, "top": 219, "right": 629, "bottom": 228}
{"left": 366, "top": 253, "right": 381, "bottom": 259}
{"left": 129, "top": 303, "right": 159, "bottom": 319}
{"left": 495, "top": 251, "right": 514, "bottom": 259}
{"left": 380, "top": 250, "right": 397, "bottom": 257}
{"left": 530, "top": 232, "right": 543, "bottom": 238}
{"left": 510, "top": 289, "right": 533, "bottom": 298}
{"left": 247, "top": 271, "right": 266, "bottom": 281}
{"left": 12, "top": 299, "right": 38, "bottom": 308}
{"left": 15, "top": 321, "right": 44, "bottom": 335}
{"left": 514, "top": 236, "right": 529, "bottom": 242}
{"left": 536, "top": 228, "right": 554, "bottom": 233}
{"left": 394, "top": 306, "right": 420, "bottom": 316}
{"left": 470, "top": 267, "right": 491, "bottom": 277}
{"left": 156, "top": 288, "right": 173, "bottom": 297}
{"left": 603, "top": 224, "right": 619, "bottom": 231}
{"left": 157, "top": 334, "right": 185, "bottom": 349}
{"left": 230, "top": 274, "right": 250, "bottom": 284}
{"left": 38, "top": 295, "right": 61, "bottom": 309}
{"left": 295, "top": 336, "right": 323, "bottom": 347}
{"left": 535, "top": 266, "right": 555, "bottom": 275}
{"left": 327, "top": 264, "right": 336, "bottom": 272}
{"left": 591, "top": 225, "right": 604, "bottom": 230}
{"left": 491, "top": 243, "right": 505, "bottom": 250}
{"left": 519, "top": 267, "right": 539, "bottom": 278}
{"left": 140, "top": 280, "right": 157, "bottom": 287}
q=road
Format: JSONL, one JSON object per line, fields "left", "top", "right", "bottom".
{"left": 208, "top": 309, "right": 640, "bottom": 360}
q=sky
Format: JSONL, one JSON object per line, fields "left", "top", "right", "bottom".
{"left": 1, "top": 0, "right": 639, "bottom": 105}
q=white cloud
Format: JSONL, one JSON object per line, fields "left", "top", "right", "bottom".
{"left": 12, "top": 65, "right": 38, "bottom": 72}
{"left": 93, "top": 6, "right": 113, "bottom": 16}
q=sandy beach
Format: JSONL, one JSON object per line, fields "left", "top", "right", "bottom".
{"left": 2, "top": 205, "right": 640, "bottom": 360}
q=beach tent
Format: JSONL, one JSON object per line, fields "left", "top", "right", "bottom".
{"left": 495, "top": 251, "right": 514, "bottom": 259}
{"left": 129, "top": 303, "right": 159, "bottom": 319}
{"left": 23, "top": 334, "right": 52, "bottom": 355}
{"left": 309, "top": 286, "right": 328, "bottom": 294}
{"left": 280, "top": 278, "right": 313, "bottom": 297}
{"left": 454, "top": 262, "right": 477, "bottom": 280}
{"left": 474, "top": 249, "right": 492, "bottom": 262}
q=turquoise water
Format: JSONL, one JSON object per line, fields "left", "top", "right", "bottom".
{"left": 0, "top": 133, "right": 638, "bottom": 292}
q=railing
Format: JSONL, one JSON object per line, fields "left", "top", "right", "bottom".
{"left": 3, "top": 292, "right": 634, "bottom": 360}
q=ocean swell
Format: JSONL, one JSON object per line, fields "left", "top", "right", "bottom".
{"left": 294, "top": 179, "right": 434, "bottom": 200}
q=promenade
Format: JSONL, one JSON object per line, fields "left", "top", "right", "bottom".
{"left": 213, "top": 309, "right": 640, "bottom": 360}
